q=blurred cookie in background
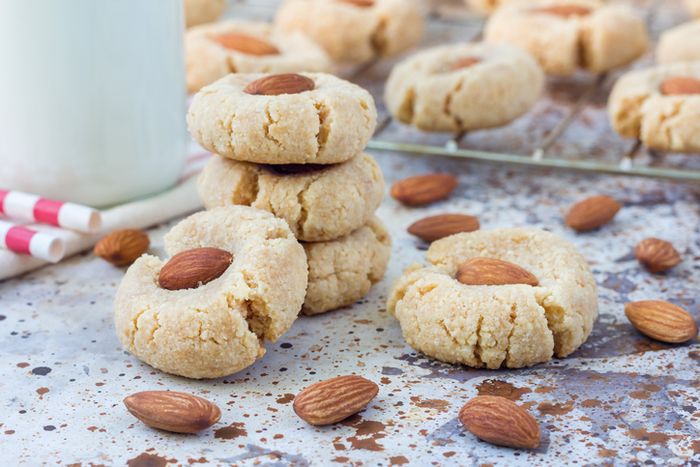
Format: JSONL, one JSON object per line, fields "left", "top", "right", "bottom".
{"left": 185, "top": 0, "right": 227, "bottom": 28}
{"left": 657, "top": 20, "right": 700, "bottom": 65}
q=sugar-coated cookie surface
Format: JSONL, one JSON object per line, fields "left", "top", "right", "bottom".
{"left": 657, "top": 21, "right": 700, "bottom": 65}
{"left": 609, "top": 62, "right": 700, "bottom": 153}
{"left": 485, "top": 0, "right": 648, "bottom": 75}
{"left": 185, "top": 0, "right": 226, "bottom": 28}
{"left": 114, "top": 206, "right": 308, "bottom": 379}
{"left": 385, "top": 43, "right": 544, "bottom": 132}
{"left": 304, "top": 218, "right": 391, "bottom": 315}
{"left": 274, "top": 0, "right": 424, "bottom": 63}
{"left": 388, "top": 228, "right": 598, "bottom": 369}
{"left": 197, "top": 153, "right": 384, "bottom": 242}
{"left": 187, "top": 73, "right": 377, "bottom": 164}
{"left": 186, "top": 20, "right": 331, "bottom": 93}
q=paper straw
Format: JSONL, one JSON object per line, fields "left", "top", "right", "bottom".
{"left": 0, "top": 189, "right": 102, "bottom": 233}
{"left": 0, "top": 220, "right": 65, "bottom": 263}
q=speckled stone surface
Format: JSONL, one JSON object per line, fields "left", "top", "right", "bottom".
{"left": 2, "top": 1, "right": 700, "bottom": 465}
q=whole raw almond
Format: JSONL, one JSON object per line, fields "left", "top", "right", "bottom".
{"left": 457, "top": 257, "right": 539, "bottom": 286}
{"left": 624, "top": 300, "right": 698, "bottom": 344}
{"left": 124, "top": 391, "right": 221, "bottom": 434}
{"left": 533, "top": 4, "right": 592, "bottom": 17}
{"left": 293, "top": 375, "right": 379, "bottom": 426}
{"left": 94, "top": 229, "right": 149, "bottom": 267}
{"left": 407, "top": 214, "right": 480, "bottom": 242}
{"left": 660, "top": 76, "right": 700, "bottom": 96}
{"left": 634, "top": 238, "right": 681, "bottom": 273}
{"left": 451, "top": 57, "right": 481, "bottom": 71}
{"left": 158, "top": 247, "right": 233, "bottom": 291}
{"left": 244, "top": 73, "right": 315, "bottom": 96}
{"left": 459, "top": 396, "right": 541, "bottom": 449}
{"left": 391, "top": 173, "right": 458, "bottom": 206}
{"left": 565, "top": 195, "right": 621, "bottom": 232}
{"left": 340, "top": 0, "right": 375, "bottom": 6}
{"left": 213, "top": 32, "right": 280, "bottom": 56}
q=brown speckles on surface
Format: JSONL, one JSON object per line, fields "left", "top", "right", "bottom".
{"left": 214, "top": 423, "right": 248, "bottom": 440}
{"left": 36, "top": 387, "right": 49, "bottom": 399}
{"left": 275, "top": 393, "right": 295, "bottom": 404}
{"left": 343, "top": 417, "right": 387, "bottom": 452}
{"left": 537, "top": 400, "right": 575, "bottom": 416}
{"left": 127, "top": 452, "right": 176, "bottom": 467}
{"left": 409, "top": 396, "right": 450, "bottom": 413}
{"left": 476, "top": 379, "right": 532, "bottom": 401}
{"left": 16, "top": 362, "right": 29, "bottom": 368}
{"left": 389, "top": 455, "right": 409, "bottom": 465}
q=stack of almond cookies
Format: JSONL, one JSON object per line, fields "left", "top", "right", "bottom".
{"left": 188, "top": 72, "right": 391, "bottom": 315}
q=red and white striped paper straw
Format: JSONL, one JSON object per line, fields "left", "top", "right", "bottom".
{"left": 0, "top": 220, "right": 65, "bottom": 263}
{"left": 0, "top": 189, "right": 102, "bottom": 233}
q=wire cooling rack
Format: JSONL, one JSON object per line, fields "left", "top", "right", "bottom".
{"left": 243, "top": 0, "right": 700, "bottom": 181}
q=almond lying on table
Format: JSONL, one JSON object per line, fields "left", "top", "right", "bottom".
{"left": 390, "top": 173, "right": 458, "bottom": 206}
{"left": 624, "top": 300, "right": 698, "bottom": 344}
{"left": 407, "top": 213, "right": 480, "bottom": 242}
{"left": 565, "top": 195, "right": 621, "bottom": 232}
{"left": 293, "top": 375, "right": 379, "bottom": 426}
{"left": 124, "top": 390, "right": 221, "bottom": 434}
{"left": 634, "top": 238, "right": 681, "bottom": 273}
{"left": 94, "top": 229, "right": 149, "bottom": 267}
{"left": 459, "top": 395, "right": 541, "bottom": 449}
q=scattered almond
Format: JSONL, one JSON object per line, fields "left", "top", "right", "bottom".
{"left": 407, "top": 214, "right": 480, "bottom": 242}
{"left": 624, "top": 300, "right": 698, "bottom": 344}
{"left": 244, "top": 73, "right": 315, "bottom": 96}
{"left": 459, "top": 396, "right": 541, "bottom": 449}
{"left": 94, "top": 229, "right": 149, "bottom": 267}
{"left": 124, "top": 390, "right": 221, "bottom": 434}
{"left": 660, "top": 76, "right": 700, "bottom": 96}
{"left": 293, "top": 375, "right": 379, "bottom": 426}
{"left": 634, "top": 238, "right": 681, "bottom": 273}
{"left": 451, "top": 57, "right": 481, "bottom": 71}
{"left": 158, "top": 247, "right": 233, "bottom": 291}
{"left": 457, "top": 257, "right": 539, "bottom": 286}
{"left": 390, "top": 173, "right": 458, "bottom": 206}
{"left": 565, "top": 195, "right": 621, "bottom": 232}
{"left": 533, "top": 5, "right": 592, "bottom": 17}
{"left": 213, "top": 32, "right": 280, "bottom": 56}
{"left": 340, "top": 0, "right": 375, "bottom": 7}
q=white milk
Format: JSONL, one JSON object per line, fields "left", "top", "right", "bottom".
{"left": 0, "top": 0, "right": 187, "bottom": 207}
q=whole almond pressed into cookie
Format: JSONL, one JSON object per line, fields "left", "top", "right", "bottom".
{"left": 391, "top": 173, "right": 458, "bottom": 206}
{"left": 408, "top": 214, "right": 480, "bottom": 242}
{"left": 565, "top": 195, "right": 621, "bottom": 232}
{"left": 457, "top": 257, "right": 539, "bottom": 286}
{"left": 213, "top": 33, "right": 280, "bottom": 56}
{"left": 124, "top": 391, "right": 221, "bottom": 434}
{"left": 660, "top": 76, "right": 700, "bottom": 96}
{"left": 634, "top": 238, "right": 681, "bottom": 273}
{"left": 244, "top": 73, "right": 315, "bottom": 96}
{"left": 450, "top": 57, "right": 482, "bottom": 71}
{"left": 624, "top": 300, "right": 698, "bottom": 344}
{"left": 459, "top": 396, "right": 541, "bottom": 449}
{"left": 340, "top": 0, "right": 375, "bottom": 6}
{"left": 293, "top": 375, "right": 379, "bottom": 425}
{"left": 532, "top": 5, "right": 592, "bottom": 17}
{"left": 158, "top": 247, "right": 233, "bottom": 291}
{"left": 94, "top": 229, "right": 150, "bottom": 267}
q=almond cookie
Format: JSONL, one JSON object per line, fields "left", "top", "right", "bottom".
{"left": 686, "top": 0, "right": 700, "bottom": 17}
{"left": 385, "top": 42, "right": 544, "bottom": 132}
{"left": 485, "top": 0, "right": 649, "bottom": 75}
{"left": 187, "top": 73, "right": 377, "bottom": 164}
{"left": 198, "top": 153, "right": 384, "bottom": 242}
{"left": 388, "top": 228, "right": 598, "bottom": 369}
{"left": 657, "top": 20, "right": 700, "bottom": 65}
{"left": 186, "top": 20, "right": 332, "bottom": 93}
{"left": 304, "top": 218, "right": 391, "bottom": 315}
{"left": 466, "top": 0, "right": 515, "bottom": 14}
{"left": 185, "top": 0, "right": 226, "bottom": 28}
{"left": 609, "top": 62, "right": 700, "bottom": 153}
{"left": 114, "top": 206, "right": 308, "bottom": 379}
{"left": 274, "top": 0, "right": 424, "bottom": 63}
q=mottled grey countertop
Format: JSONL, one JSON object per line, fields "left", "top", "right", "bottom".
{"left": 2, "top": 0, "right": 700, "bottom": 466}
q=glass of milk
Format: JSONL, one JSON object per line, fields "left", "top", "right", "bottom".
{"left": 0, "top": 0, "right": 187, "bottom": 207}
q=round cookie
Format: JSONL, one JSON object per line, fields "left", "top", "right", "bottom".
{"left": 185, "top": 0, "right": 226, "bottom": 28}
{"left": 303, "top": 218, "right": 391, "bottom": 315}
{"left": 686, "top": 0, "right": 700, "bottom": 18}
{"left": 114, "top": 206, "right": 308, "bottom": 379}
{"left": 608, "top": 62, "right": 700, "bottom": 153}
{"left": 198, "top": 153, "right": 384, "bottom": 242}
{"left": 385, "top": 42, "right": 544, "bottom": 132}
{"left": 484, "top": 0, "right": 649, "bottom": 75}
{"left": 274, "top": 0, "right": 424, "bottom": 63}
{"left": 657, "top": 20, "right": 700, "bottom": 65}
{"left": 187, "top": 72, "right": 377, "bottom": 164}
{"left": 387, "top": 228, "right": 598, "bottom": 369}
{"left": 186, "top": 20, "right": 332, "bottom": 93}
